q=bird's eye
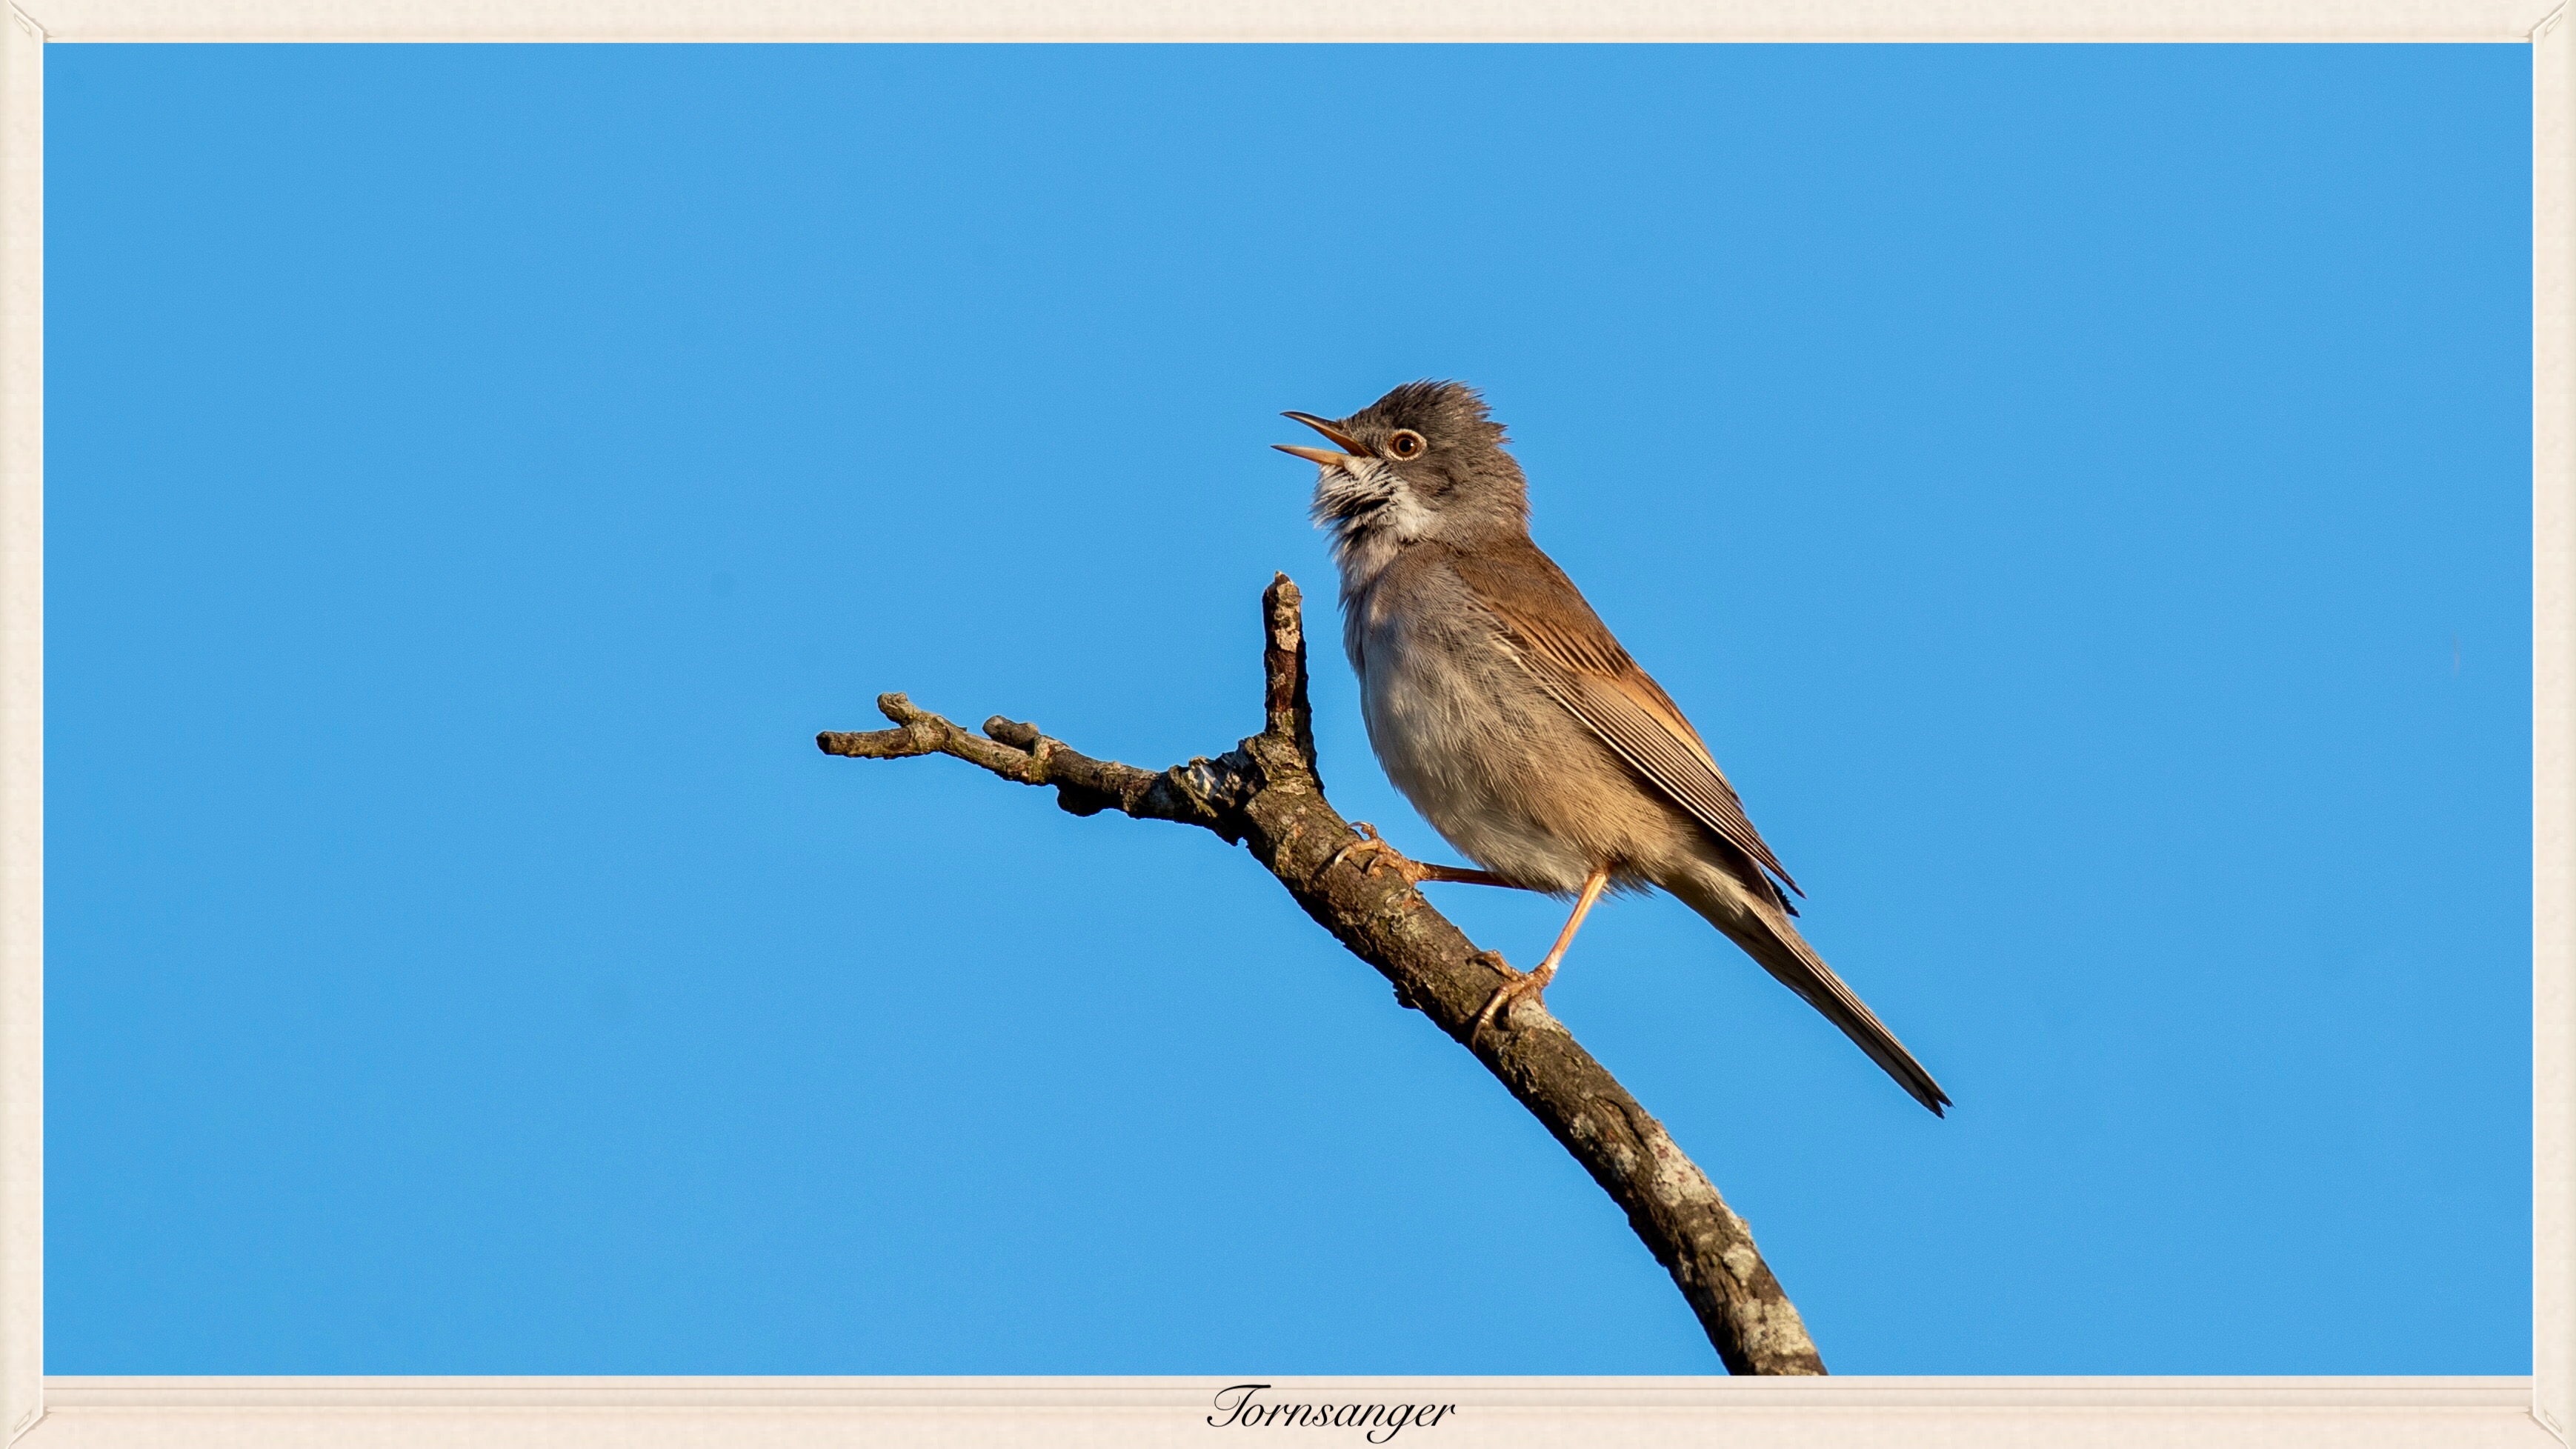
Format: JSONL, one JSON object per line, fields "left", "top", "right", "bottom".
{"left": 1387, "top": 430, "right": 1426, "bottom": 460}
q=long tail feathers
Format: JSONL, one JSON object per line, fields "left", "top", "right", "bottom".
{"left": 1683, "top": 884, "right": 1951, "bottom": 1116}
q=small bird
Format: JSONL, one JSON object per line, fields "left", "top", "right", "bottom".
{"left": 1277, "top": 381, "right": 1949, "bottom": 1116}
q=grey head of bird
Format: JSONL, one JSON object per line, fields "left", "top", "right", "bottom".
{"left": 1276, "top": 380, "right": 1531, "bottom": 581}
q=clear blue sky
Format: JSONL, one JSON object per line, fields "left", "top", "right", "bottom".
{"left": 45, "top": 43, "right": 2530, "bottom": 1375}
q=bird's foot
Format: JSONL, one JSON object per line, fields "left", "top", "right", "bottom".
{"left": 1328, "top": 822, "right": 1420, "bottom": 882}
{"left": 1470, "top": 951, "right": 1557, "bottom": 1046}
{"left": 1328, "top": 823, "right": 1515, "bottom": 889}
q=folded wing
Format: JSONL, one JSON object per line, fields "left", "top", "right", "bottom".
{"left": 1450, "top": 541, "right": 1799, "bottom": 903}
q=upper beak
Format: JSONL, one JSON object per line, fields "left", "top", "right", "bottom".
{"left": 1274, "top": 411, "right": 1368, "bottom": 468}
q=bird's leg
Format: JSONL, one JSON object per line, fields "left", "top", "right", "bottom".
{"left": 1473, "top": 866, "right": 1614, "bottom": 1043}
{"left": 1411, "top": 862, "right": 1517, "bottom": 887}
{"left": 1328, "top": 822, "right": 1517, "bottom": 888}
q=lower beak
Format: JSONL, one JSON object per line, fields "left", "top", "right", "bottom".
{"left": 1274, "top": 444, "right": 1355, "bottom": 467}
{"left": 1275, "top": 410, "right": 1369, "bottom": 470}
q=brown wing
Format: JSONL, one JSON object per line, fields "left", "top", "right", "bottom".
{"left": 1450, "top": 539, "right": 1801, "bottom": 898}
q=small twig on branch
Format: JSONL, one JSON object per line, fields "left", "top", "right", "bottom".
{"left": 816, "top": 573, "right": 1827, "bottom": 1375}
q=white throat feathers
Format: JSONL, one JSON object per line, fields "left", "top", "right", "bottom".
{"left": 1310, "top": 456, "right": 1433, "bottom": 592}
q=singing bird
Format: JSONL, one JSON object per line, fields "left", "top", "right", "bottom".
{"left": 1277, "top": 381, "right": 1949, "bottom": 1116}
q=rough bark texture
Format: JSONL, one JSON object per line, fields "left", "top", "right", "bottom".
{"left": 816, "top": 574, "right": 1827, "bottom": 1376}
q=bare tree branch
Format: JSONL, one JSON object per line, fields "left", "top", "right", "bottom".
{"left": 816, "top": 574, "right": 1828, "bottom": 1375}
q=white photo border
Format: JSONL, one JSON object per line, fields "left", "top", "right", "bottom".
{"left": 1, "top": 4, "right": 2560, "bottom": 1445}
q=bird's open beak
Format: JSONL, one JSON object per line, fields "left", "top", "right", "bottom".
{"left": 1274, "top": 411, "right": 1368, "bottom": 469}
